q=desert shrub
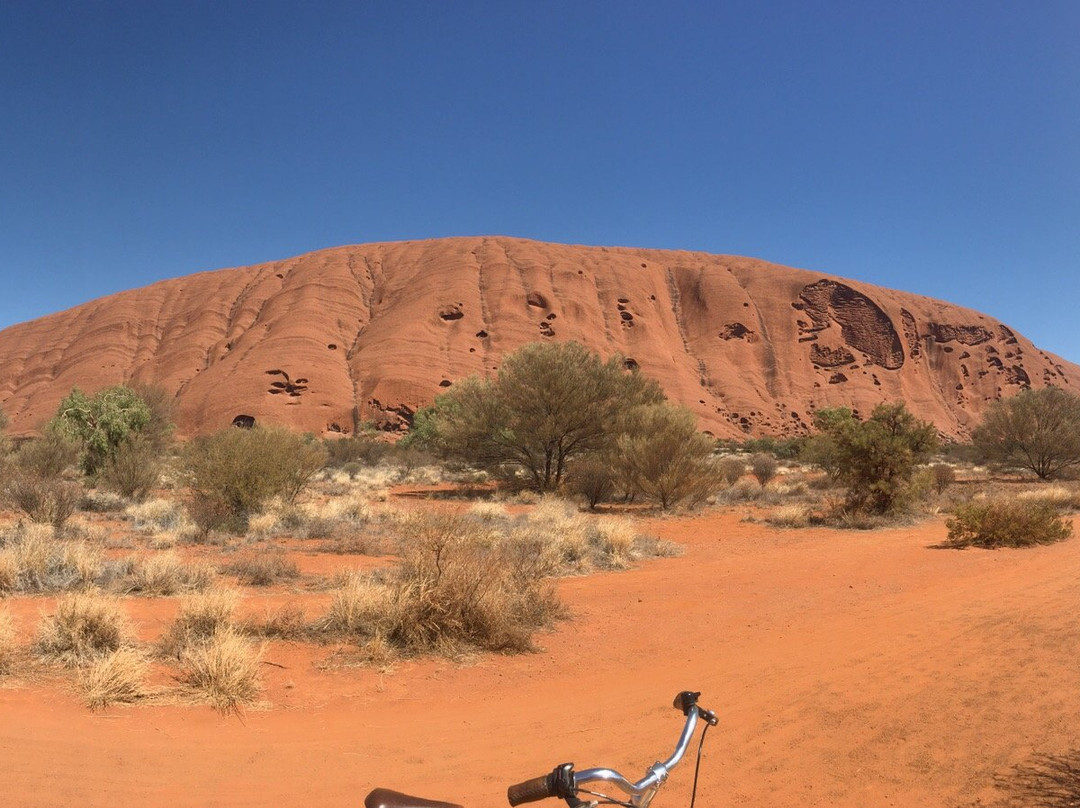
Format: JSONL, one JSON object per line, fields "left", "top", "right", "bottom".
{"left": 801, "top": 403, "right": 937, "bottom": 515}
{"left": 36, "top": 593, "right": 132, "bottom": 666}
{"left": 749, "top": 453, "right": 779, "bottom": 487}
{"left": 79, "top": 647, "right": 148, "bottom": 709}
{"left": 567, "top": 456, "right": 617, "bottom": 509}
{"left": 158, "top": 588, "right": 239, "bottom": 659}
{"left": 99, "top": 435, "right": 162, "bottom": 501}
{"left": 930, "top": 463, "right": 956, "bottom": 495}
{"left": 717, "top": 478, "right": 765, "bottom": 503}
{"left": 12, "top": 432, "right": 80, "bottom": 479}
{"left": 972, "top": 386, "right": 1080, "bottom": 479}
{"left": 221, "top": 552, "right": 300, "bottom": 586}
{"left": 324, "top": 434, "right": 392, "bottom": 467}
{"left": 1, "top": 472, "right": 82, "bottom": 529}
{"left": 177, "top": 627, "right": 262, "bottom": 714}
{"left": 181, "top": 426, "right": 328, "bottom": 532}
{"left": 0, "top": 608, "right": 16, "bottom": 674}
{"left": 120, "top": 553, "right": 213, "bottom": 596}
{"left": 0, "top": 524, "right": 102, "bottom": 593}
{"left": 616, "top": 404, "right": 723, "bottom": 509}
{"left": 419, "top": 341, "right": 664, "bottom": 492}
{"left": 945, "top": 498, "right": 1073, "bottom": 548}
{"left": 718, "top": 457, "right": 746, "bottom": 486}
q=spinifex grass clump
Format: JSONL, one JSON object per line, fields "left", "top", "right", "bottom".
{"left": 945, "top": 497, "right": 1073, "bottom": 549}
{"left": 35, "top": 593, "right": 132, "bottom": 666}
{"left": 158, "top": 587, "right": 239, "bottom": 659}
{"left": 0, "top": 523, "right": 102, "bottom": 594}
{"left": 79, "top": 647, "right": 149, "bottom": 709}
{"left": 176, "top": 627, "right": 262, "bottom": 715}
{"left": 319, "top": 511, "right": 563, "bottom": 657}
{"left": 0, "top": 608, "right": 16, "bottom": 674}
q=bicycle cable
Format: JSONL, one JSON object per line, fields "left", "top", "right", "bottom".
{"left": 688, "top": 721, "right": 710, "bottom": 808}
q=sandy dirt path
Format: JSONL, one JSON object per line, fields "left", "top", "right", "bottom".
{"left": 2, "top": 509, "right": 1079, "bottom": 807}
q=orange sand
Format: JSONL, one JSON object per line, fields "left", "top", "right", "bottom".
{"left": 2, "top": 509, "right": 1078, "bottom": 807}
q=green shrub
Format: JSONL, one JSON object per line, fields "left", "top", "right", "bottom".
{"left": 945, "top": 498, "right": 1073, "bottom": 548}
{"left": 12, "top": 432, "right": 80, "bottom": 479}
{"left": 616, "top": 404, "right": 722, "bottom": 509}
{"left": 99, "top": 435, "right": 162, "bottom": 501}
{"left": 181, "top": 426, "right": 327, "bottom": 532}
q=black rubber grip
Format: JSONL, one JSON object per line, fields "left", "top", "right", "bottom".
{"left": 507, "top": 774, "right": 554, "bottom": 806}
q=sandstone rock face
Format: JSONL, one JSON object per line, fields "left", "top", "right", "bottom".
{"left": 0, "top": 237, "right": 1075, "bottom": 440}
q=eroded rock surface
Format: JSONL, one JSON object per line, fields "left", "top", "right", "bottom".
{"left": 0, "top": 236, "right": 1075, "bottom": 440}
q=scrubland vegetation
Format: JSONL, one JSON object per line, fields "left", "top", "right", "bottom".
{"left": 0, "top": 347, "right": 1078, "bottom": 715}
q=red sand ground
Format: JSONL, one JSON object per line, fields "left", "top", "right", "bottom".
{"left": 2, "top": 509, "right": 1079, "bottom": 807}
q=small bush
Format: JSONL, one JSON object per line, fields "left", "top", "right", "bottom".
{"left": 567, "top": 457, "right": 617, "bottom": 509}
{"left": 36, "top": 593, "right": 132, "bottom": 666}
{"left": 750, "top": 453, "right": 778, "bottom": 488}
{"left": 930, "top": 464, "right": 956, "bottom": 495}
{"left": 79, "top": 647, "right": 148, "bottom": 709}
{"left": 1016, "top": 484, "right": 1080, "bottom": 511}
{"left": 221, "top": 552, "right": 300, "bottom": 587}
{"left": 13, "top": 432, "right": 80, "bottom": 479}
{"left": 2, "top": 473, "right": 82, "bottom": 528}
{"left": 718, "top": 457, "right": 746, "bottom": 486}
{"left": 945, "top": 498, "right": 1073, "bottom": 548}
{"left": 177, "top": 627, "right": 262, "bottom": 714}
{"left": 100, "top": 436, "right": 162, "bottom": 501}
{"left": 182, "top": 427, "right": 328, "bottom": 530}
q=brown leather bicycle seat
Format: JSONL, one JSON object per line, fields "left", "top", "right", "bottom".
{"left": 364, "top": 787, "right": 464, "bottom": 808}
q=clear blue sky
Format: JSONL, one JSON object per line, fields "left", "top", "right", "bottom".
{"left": 2, "top": 1, "right": 1078, "bottom": 361}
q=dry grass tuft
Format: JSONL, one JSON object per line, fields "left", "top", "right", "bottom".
{"left": 79, "top": 647, "right": 149, "bottom": 709}
{"left": 121, "top": 553, "right": 214, "bottom": 595}
{"left": 241, "top": 604, "right": 309, "bottom": 640}
{"left": 36, "top": 593, "right": 132, "bottom": 666}
{"left": 176, "top": 627, "right": 262, "bottom": 715}
{"left": 765, "top": 504, "right": 813, "bottom": 528}
{"left": 0, "top": 523, "right": 102, "bottom": 593}
{"left": 158, "top": 587, "right": 239, "bottom": 659}
{"left": 0, "top": 608, "right": 16, "bottom": 674}
{"left": 221, "top": 552, "right": 300, "bottom": 586}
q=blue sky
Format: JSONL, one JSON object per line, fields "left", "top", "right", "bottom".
{"left": 2, "top": 1, "right": 1078, "bottom": 361}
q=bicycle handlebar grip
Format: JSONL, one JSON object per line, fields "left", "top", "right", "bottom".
{"left": 506, "top": 775, "right": 555, "bottom": 806}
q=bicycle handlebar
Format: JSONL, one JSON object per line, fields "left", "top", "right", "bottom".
{"left": 506, "top": 692, "right": 716, "bottom": 806}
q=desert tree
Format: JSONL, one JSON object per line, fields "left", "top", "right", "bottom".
{"left": 803, "top": 402, "right": 938, "bottom": 514}
{"left": 971, "top": 387, "right": 1080, "bottom": 480}
{"left": 418, "top": 341, "right": 664, "bottom": 492}
{"left": 49, "top": 386, "right": 154, "bottom": 475}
